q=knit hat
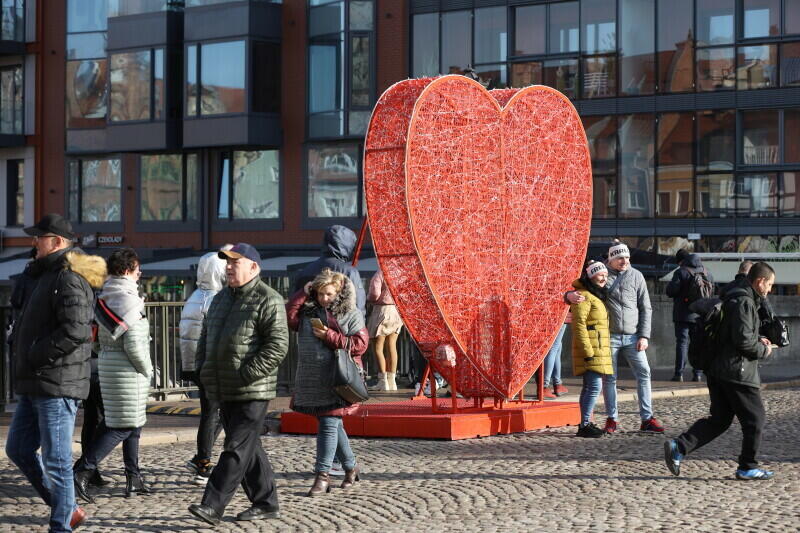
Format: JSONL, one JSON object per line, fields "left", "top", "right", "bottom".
{"left": 585, "top": 261, "right": 608, "bottom": 279}
{"left": 608, "top": 241, "right": 630, "bottom": 260}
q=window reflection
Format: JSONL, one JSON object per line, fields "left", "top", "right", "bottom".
{"left": 543, "top": 59, "right": 578, "bottom": 99}
{"left": 781, "top": 172, "right": 800, "bottom": 217}
{"left": 696, "top": 0, "right": 734, "bottom": 46}
{"left": 67, "top": 0, "right": 107, "bottom": 32}
{"left": 412, "top": 13, "right": 439, "bottom": 77}
{"left": 741, "top": 110, "right": 779, "bottom": 165}
{"left": 66, "top": 59, "right": 109, "bottom": 127}
{"left": 619, "top": 0, "right": 654, "bottom": 96}
{"left": 781, "top": 43, "right": 800, "bottom": 87}
{"left": 786, "top": 109, "right": 800, "bottom": 163}
{"left": 475, "top": 64, "right": 507, "bottom": 89}
{"left": 743, "top": 0, "right": 780, "bottom": 38}
{"left": 186, "top": 45, "right": 197, "bottom": 116}
{"left": 154, "top": 49, "right": 164, "bottom": 119}
{"left": 738, "top": 235, "right": 777, "bottom": 253}
{"left": 0, "top": 0, "right": 24, "bottom": 41}
{"left": 657, "top": 0, "right": 693, "bottom": 93}
{"left": 510, "top": 62, "right": 542, "bottom": 88}
{"left": 201, "top": 41, "right": 246, "bottom": 115}
{"left": 737, "top": 45, "right": 777, "bottom": 90}
{"left": 583, "top": 115, "right": 617, "bottom": 219}
{"left": 110, "top": 51, "right": 151, "bottom": 122}
{"left": 514, "top": 5, "right": 545, "bottom": 56}
{"left": 697, "top": 109, "right": 735, "bottom": 172}
{"left": 82, "top": 159, "right": 122, "bottom": 223}
{"left": 549, "top": 2, "right": 579, "bottom": 54}
{"left": 619, "top": 114, "right": 654, "bottom": 218}
{"left": 657, "top": 113, "right": 693, "bottom": 217}
{"left": 736, "top": 174, "right": 777, "bottom": 217}
{"left": 582, "top": 56, "right": 616, "bottom": 98}
{"left": 696, "top": 174, "right": 734, "bottom": 217}
{"left": 351, "top": 35, "right": 370, "bottom": 107}
{"left": 0, "top": 65, "right": 22, "bottom": 135}
{"left": 441, "top": 10, "right": 471, "bottom": 75}
{"left": 141, "top": 154, "right": 183, "bottom": 221}
{"left": 696, "top": 47, "right": 735, "bottom": 91}
{"left": 308, "top": 144, "right": 360, "bottom": 218}
{"left": 232, "top": 150, "right": 281, "bottom": 219}
{"left": 350, "top": 1, "right": 373, "bottom": 31}
{"left": 67, "top": 33, "right": 107, "bottom": 60}
{"left": 474, "top": 7, "right": 506, "bottom": 65}
{"left": 582, "top": 0, "right": 616, "bottom": 55}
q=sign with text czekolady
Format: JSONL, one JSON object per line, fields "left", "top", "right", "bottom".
{"left": 81, "top": 234, "right": 124, "bottom": 247}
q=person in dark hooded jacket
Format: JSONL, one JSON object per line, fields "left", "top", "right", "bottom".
{"left": 294, "top": 225, "right": 366, "bottom": 315}
{"left": 665, "top": 251, "right": 714, "bottom": 382}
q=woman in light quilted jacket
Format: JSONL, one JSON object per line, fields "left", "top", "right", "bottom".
{"left": 179, "top": 249, "right": 228, "bottom": 482}
{"left": 73, "top": 248, "right": 154, "bottom": 502}
{"left": 571, "top": 260, "right": 613, "bottom": 438}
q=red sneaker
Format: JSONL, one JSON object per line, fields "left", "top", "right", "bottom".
{"left": 70, "top": 507, "right": 88, "bottom": 530}
{"left": 603, "top": 418, "right": 618, "bottom": 434}
{"left": 553, "top": 384, "right": 569, "bottom": 396}
{"left": 640, "top": 417, "right": 665, "bottom": 433}
{"left": 542, "top": 389, "right": 557, "bottom": 400}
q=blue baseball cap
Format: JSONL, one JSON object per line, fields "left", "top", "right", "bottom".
{"left": 218, "top": 242, "right": 261, "bottom": 264}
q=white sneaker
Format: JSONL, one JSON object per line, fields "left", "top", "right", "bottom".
{"left": 329, "top": 461, "right": 345, "bottom": 477}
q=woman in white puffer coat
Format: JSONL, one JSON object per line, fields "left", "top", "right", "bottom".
{"left": 179, "top": 249, "right": 227, "bottom": 482}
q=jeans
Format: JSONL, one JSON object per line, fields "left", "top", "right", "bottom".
{"left": 5, "top": 395, "right": 79, "bottom": 533}
{"left": 543, "top": 324, "right": 566, "bottom": 387}
{"left": 315, "top": 416, "right": 356, "bottom": 474}
{"left": 675, "top": 379, "right": 765, "bottom": 470}
{"left": 579, "top": 371, "right": 603, "bottom": 426}
{"left": 674, "top": 322, "right": 695, "bottom": 376}
{"left": 75, "top": 423, "right": 142, "bottom": 475}
{"left": 603, "top": 334, "right": 653, "bottom": 422}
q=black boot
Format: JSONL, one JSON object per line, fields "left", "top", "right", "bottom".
{"left": 125, "top": 472, "right": 153, "bottom": 497}
{"left": 89, "top": 469, "right": 110, "bottom": 487}
{"left": 74, "top": 470, "right": 95, "bottom": 504}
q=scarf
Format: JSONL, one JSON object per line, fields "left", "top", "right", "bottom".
{"left": 96, "top": 276, "right": 145, "bottom": 340}
{"left": 579, "top": 271, "right": 609, "bottom": 302}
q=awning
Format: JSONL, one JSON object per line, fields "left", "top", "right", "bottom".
{"left": 140, "top": 255, "right": 379, "bottom": 277}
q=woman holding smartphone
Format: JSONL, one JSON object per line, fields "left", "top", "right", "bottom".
{"left": 570, "top": 260, "right": 614, "bottom": 438}
{"left": 286, "top": 268, "right": 369, "bottom": 496}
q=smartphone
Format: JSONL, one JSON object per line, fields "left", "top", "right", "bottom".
{"left": 310, "top": 317, "right": 325, "bottom": 330}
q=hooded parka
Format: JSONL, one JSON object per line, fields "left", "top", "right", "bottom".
{"left": 179, "top": 252, "right": 227, "bottom": 372}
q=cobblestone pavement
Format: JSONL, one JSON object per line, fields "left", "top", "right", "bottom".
{"left": 1, "top": 389, "right": 798, "bottom": 532}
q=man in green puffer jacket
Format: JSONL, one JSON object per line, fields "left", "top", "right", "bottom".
{"left": 665, "top": 262, "right": 777, "bottom": 481}
{"left": 189, "top": 243, "right": 289, "bottom": 526}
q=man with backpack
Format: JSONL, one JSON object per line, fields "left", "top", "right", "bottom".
{"left": 665, "top": 262, "right": 777, "bottom": 481}
{"left": 666, "top": 250, "right": 714, "bottom": 382}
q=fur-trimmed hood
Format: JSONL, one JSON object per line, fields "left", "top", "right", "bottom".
{"left": 302, "top": 275, "right": 358, "bottom": 318}
{"left": 65, "top": 250, "right": 107, "bottom": 289}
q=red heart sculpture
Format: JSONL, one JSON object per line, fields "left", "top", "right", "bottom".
{"left": 364, "top": 76, "right": 592, "bottom": 398}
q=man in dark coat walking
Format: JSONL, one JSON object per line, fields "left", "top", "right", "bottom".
{"left": 665, "top": 251, "right": 714, "bottom": 382}
{"left": 5, "top": 214, "right": 106, "bottom": 532}
{"left": 664, "top": 262, "right": 777, "bottom": 481}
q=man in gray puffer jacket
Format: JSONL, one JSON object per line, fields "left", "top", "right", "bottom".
{"left": 189, "top": 243, "right": 289, "bottom": 526}
{"left": 568, "top": 240, "right": 663, "bottom": 434}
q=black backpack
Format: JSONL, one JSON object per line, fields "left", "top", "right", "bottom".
{"left": 688, "top": 297, "right": 724, "bottom": 372}
{"left": 686, "top": 267, "right": 714, "bottom": 304}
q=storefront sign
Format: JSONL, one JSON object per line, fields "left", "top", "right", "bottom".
{"left": 97, "top": 235, "right": 124, "bottom": 245}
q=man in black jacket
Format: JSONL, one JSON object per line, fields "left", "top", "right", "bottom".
{"left": 664, "top": 262, "right": 776, "bottom": 481}
{"left": 5, "top": 214, "right": 106, "bottom": 532}
{"left": 665, "top": 251, "right": 713, "bottom": 382}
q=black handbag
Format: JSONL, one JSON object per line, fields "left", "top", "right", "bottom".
{"left": 763, "top": 317, "right": 790, "bottom": 348}
{"left": 332, "top": 339, "right": 369, "bottom": 404}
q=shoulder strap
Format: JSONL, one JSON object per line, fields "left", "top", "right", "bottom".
{"left": 607, "top": 270, "right": 624, "bottom": 294}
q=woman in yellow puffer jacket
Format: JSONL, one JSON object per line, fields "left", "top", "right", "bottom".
{"left": 571, "top": 260, "right": 614, "bottom": 438}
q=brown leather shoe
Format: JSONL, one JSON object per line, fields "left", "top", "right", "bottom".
{"left": 307, "top": 472, "right": 331, "bottom": 497}
{"left": 340, "top": 467, "right": 360, "bottom": 489}
{"left": 70, "top": 507, "right": 88, "bottom": 530}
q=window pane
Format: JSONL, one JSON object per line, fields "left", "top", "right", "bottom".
{"left": 412, "top": 14, "right": 439, "bottom": 77}
{"left": 697, "top": 109, "right": 735, "bottom": 172}
{"left": 549, "top": 1, "right": 579, "bottom": 53}
{"left": 141, "top": 154, "right": 183, "bottom": 221}
{"left": 186, "top": 45, "right": 197, "bottom": 117}
{"left": 252, "top": 41, "right": 281, "bottom": 113}
{"left": 309, "top": 40, "right": 342, "bottom": 113}
{"left": 657, "top": 113, "right": 693, "bottom": 217}
{"left": 109, "top": 0, "right": 169, "bottom": 17}
{"left": 743, "top": 0, "right": 779, "bottom": 38}
{"left": 582, "top": 55, "right": 616, "bottom": 98}
{"left": 154, "top": 49, "right": 164, "bottom": 119}
{"left": 514, "top": 5, "right": 545, "bottom": 56}
{"left": 218, "top": 155, "right": 230, "bottom": 219}
{"left": 543, "top": 58, "right": 578, "bottom": 99}
{"left": 789, "top": 1, "right": 800, "bottom": 34}
{"left": 657, "top": 0, "right": 693, "bottom": 93}
{"left": 186, "top": 154, "right": 198, "bottom": 220}
{"left": 737, "top": 235, "right": 777, "bottom": 252}
{"left": 350, "top": 1, "right": 373, "bottom": 31}
{"left": 66, "top": 59, "right": 109, "bottom": 127}
{"left": 68, "top": 161, "right": 80, "bottom": 222}
{"left": 67, "top": 33, "right": 107, "bottom": 60}
{"left": 697, "top": 174, "right": 734, "bottom": 217}
{"left": 308, "top": 144, "right": 359, "bottom": 218}
{"left": 619, "top": 0, "right": 654, "bottom": 96}
{"left": 82, "top": 159, "right": 121, "bottom": 222}
{"left": 308, "top": 111, "right": 344, "bottom": 138}
{"left": 201, "top": 41, "right": 245, "bottom": 115}
{"left": 593, "top": 175, "right": 617, "bottom": 218}
{"left": 697, "top": 0, "right": 734, "bottom": 45}
{"left": 232, "top": 150, "right": 280, "bottom": 219}
{"left": 781, "top": 43, "right": 800, "bottom": 86}
{"left": 510, "top": 62, "right": 542, "bottom": 88}
{"left": 12, "top": 64, "right": 20, "bottom": 133}
{"left": 110, "top": 51, "right": 151, "bottom": 122}
{"left": 583, "top": 115, "right": 617, "bottom": 218}
{"left": 737, "top": 45, "right": 777, "bottom": 90}
{"left": 351, "top": 35, "right": 370, "bottom": 107}
{"left": 781, "top": 172, "right": 800, "bottom": 216}
{"left": 696, "top": 47, "right": 735, "bottom": 91}
{"left": 737, "top": 174, "right": 777, "bottom": 217}
{"left": 349, "top": 110, "right": 370, "bottom": 136}
{"left": 581, "top": 0, "right": 616, "bottom": 54}
{"left": 441, "top": 10, "right": 471, "bottom": 75}
{"left": 785, "top": 109, "right": 800, "bottom": 163}
{"left": 1, "top": 0, "right": 23, "bottom": 41}
{"left": 0, "top": 67, "right": 19, "bottom": 134}
{"left": 474, "top": 7, "right": 506, "bottom": 64}
{"left": 741, "top": 110, "right": 779, "bottom": 165}
{"left": 474, "top": 64, "right": 507, "bottom": 89}
{"left": 309, "top": 1, "right": 344, "bottom": 37}
{"left": 619, "top": 114, "right": 654, "bottom": 219}
{"left": 67, "top": 0, "right": 107, "bottom": 32}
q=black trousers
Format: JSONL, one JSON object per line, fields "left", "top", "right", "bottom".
{"left": 675, "top": 378, "right": 765, "bottom": 470}
{"left": 189, "top": 374, "right": 223, "bottom": 462}
{"left": 201, "top": 400, "right": 278, "bottom": 516}
{"left": 80, "top": 373, "right": 105, "bottom": 455}
{"left": 76, "top": 423, "right": 142, "bottom": 475}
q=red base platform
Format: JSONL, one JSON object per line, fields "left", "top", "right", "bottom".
{"left": 280, "top": 398, "right": 580, "bottom": 440}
